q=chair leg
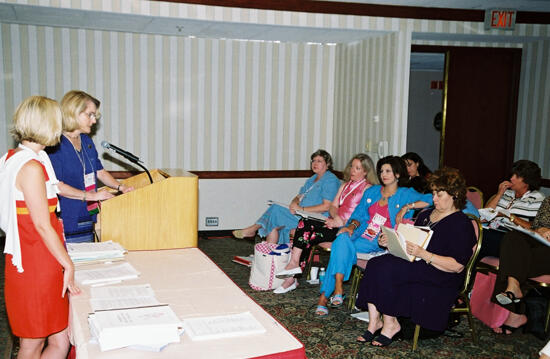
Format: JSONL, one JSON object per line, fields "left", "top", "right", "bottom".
{"left": 412, "top": 324, "right": 420, "bottom": 351}
{"left": 347, "top": 267, "right": 358, "bottom": 311}
{"left": 463, "top": 298, "right": 477, "bottom": 344}
{"left": 545, "top": 298, "right": 550, "bottom": 334}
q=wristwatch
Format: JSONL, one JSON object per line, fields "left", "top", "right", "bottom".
{"left": 509, "top": 214, "right": 516, "bottom": 223}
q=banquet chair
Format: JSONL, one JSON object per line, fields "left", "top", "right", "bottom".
{"left": 412, "top": 214, "right": 483, "bottom": 351}
{"left": 466, "top": 186, "right": 484, "bottom": 209}
{"left": 304, "top": 242, "right": 332, "bottom": 280}
{"left": 347, "top": 251, "right": 389, "bottom": 310}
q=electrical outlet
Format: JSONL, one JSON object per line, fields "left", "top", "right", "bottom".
{"left": 205, "top": 217, "right": 219, "bottom": 227}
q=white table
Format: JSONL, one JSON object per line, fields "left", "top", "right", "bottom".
{"left": 69, "top": 248, "right": 305, "bottom": 358}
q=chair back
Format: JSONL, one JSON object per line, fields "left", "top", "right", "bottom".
{"left": 460, "top": 214, "right": 484, "bottom": 297}
{"left": 466, "top": 186, "right": 484, "bottom": 209}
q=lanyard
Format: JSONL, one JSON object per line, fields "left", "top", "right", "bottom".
{"left": 339, "top": 179, "right": 366, "bottom": 206}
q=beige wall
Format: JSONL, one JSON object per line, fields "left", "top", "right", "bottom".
{"left": 1, "top": 0, "right": 549, "bottom": 176}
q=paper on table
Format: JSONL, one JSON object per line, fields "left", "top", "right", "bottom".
{"left": 76, "top": 262, "right": 139, "bottom": 285}
{"left": 88, "top": 305, "right": 182, "bottom": 351}
{"left": 183, "top": 311, "right": 266, "bottom": 341}
{"left": 90, "top": 284, "right": 160, "bottom": 312}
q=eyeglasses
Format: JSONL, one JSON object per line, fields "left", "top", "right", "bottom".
{"left": 82, "top": 112, "right": 101, "bottom": 121}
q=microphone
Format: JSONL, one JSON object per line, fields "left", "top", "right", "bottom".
{"left": 101, "top": 141, "right": 141, "bottom": 163}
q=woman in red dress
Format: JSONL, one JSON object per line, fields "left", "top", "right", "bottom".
{"left": 0, "top": 96, "right": 80, "bottom": 358}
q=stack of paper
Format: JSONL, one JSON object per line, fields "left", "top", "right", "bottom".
{"left": 67, "top": 241, "right": 126, "bottom": 264}
{"left": 75, "top": 262, "right": 140, "bottom": 286}
{"left": 88, "top": 305, "right": 183, "bottom": 351}
{"left": 90, "top": 284, "right": 160, "bottom": 312}
{"left": 183, "top": 312, "right": 266, "bottom": 341}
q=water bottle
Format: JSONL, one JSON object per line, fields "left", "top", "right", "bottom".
{"left": 319, "top": 267, "right": 326, "bottom": 286}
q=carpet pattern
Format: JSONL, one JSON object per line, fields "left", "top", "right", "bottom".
{"left": 198, "top": 235, "right": 546, "bottom": 359}
{"left": 0, "top": 235, "right": 545, "bottom": 358}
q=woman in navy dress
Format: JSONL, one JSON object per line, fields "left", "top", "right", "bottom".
{"left": 355, "top": 167, "right": 476, "bottom": 347}
{"left": 48, "top": 90, "right": 133, "bottom": 242}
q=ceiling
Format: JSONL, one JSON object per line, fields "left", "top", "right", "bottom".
{"left": 328, "top": 0, "right": 550, "bottom": 12}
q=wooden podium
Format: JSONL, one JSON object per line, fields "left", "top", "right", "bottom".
{"left": 99, "top": 169, "right": 198, "bottom": 250}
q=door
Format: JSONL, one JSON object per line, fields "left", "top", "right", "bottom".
{"left": 442, "top": 47, "right": 522, "bottom": 198}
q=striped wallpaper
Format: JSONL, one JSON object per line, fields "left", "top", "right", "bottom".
{"left": 0, "top": 24, "right": 337, "bottom": 170}
{"left": 0, "top": 0, "right": 549, "bottom": 175}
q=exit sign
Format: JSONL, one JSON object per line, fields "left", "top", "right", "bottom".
{"left": 485, "top": 9, "right": 517, "bottom": 30}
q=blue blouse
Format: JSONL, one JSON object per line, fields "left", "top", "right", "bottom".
{"left": 348, "top": 185, "right": 433, "bottom": 241}
{"left": 298, "top": 171, "right": 340, "bottom": 216}
{"left": 48, "top": 134, "right": 103, "bottom": 234}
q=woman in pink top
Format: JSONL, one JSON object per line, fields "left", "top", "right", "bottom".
{"left": 273, "top": 154, "right": 378, "bottom": 294}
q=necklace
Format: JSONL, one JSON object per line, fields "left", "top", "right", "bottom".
{"left": 426, "top": 209, "right": 457, "bottom": 228}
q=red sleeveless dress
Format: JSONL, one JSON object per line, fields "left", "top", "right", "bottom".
{"left": 4, "top": 150, "right": 68, "bottom": 338}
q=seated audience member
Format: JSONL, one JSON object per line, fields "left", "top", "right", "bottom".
{"left": 233, "top": 149, "right": 340, "bottom": 244}
{"left": 401, "top": 152, "right": 432, "bottom": 194}
{"left": 491, "top": 196, "right": 550, "bottom": 334}
{"left": 314, "top": 156, "right": 432, "bottom": 316}
{"left": 478, "top": 160, "right": 544, "bottom": 259}
{"left": 273, "top": 154, "right": 378, "bottom": 294}
{"left": 355, "top": 167, "right": 476, "bottom": 347}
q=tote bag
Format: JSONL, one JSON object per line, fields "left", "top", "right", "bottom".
{"left": 249, "top": 242, "right": 290, "bottom": 291}
{"left": 470, "top": 271, "right": 510, "bottom": 328}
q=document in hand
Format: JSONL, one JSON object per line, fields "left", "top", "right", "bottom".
{"left": 502, "top": 222, "right": 550, "bottom": 247}
{"left": 479, "top": 208, "right": 511, "bottom": 222}
{"left": 88, "top": 305, "right": 183, "bottom": 351}
{"left": 267, "top": 200, "right": 289, "bottom": 209}
{"left": 382, "top": 224, "right": 433, "bottom": 262}
{"left": 295, "top": 209, "right": 327, "bottom": 222}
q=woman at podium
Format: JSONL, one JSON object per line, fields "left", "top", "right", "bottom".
{"left": 48, "top": 90, "right": 133, "bottom": 243}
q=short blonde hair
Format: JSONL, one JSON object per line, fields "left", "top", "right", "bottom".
{"left": 60, "top": 90, "right": 101, "bottom": 132}
{"left": 11, "top": 96, "right": 62, "bottom": 146}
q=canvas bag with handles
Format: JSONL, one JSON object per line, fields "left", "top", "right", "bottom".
{"left": 470, "top": 271, "right": 510, "bottom": 328}
{"left": 249, "top": 242, "right": 291, "bottom": 291}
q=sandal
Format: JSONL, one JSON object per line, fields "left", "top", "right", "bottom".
{"left": 496, "top": 291, "right": 521, "bottom": 305}
{"left": 371, "top": 331, "right": 402, "bottom": 347}
{"left": 315, "top": 305, "right": 329, "bottom": 317}
{"left": 330, "top": 294, "right": 346, "bottom": 308}
{"left": 499, "top": 323, "right": 525, "bottom": 335}
{"left": 357, "top": 328, "right": 381, "bottom": 343}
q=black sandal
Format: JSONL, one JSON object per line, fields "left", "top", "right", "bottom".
{"left": 371, "top": 331, "right": 402, "bottom": 347}
{"left": 499, "top": 323, "right": 525, "bottom": 335}
{"left": 495, "top": 291, "right": 521, "bottom": 305}
{"left": 356, "top": 328, "right": 381, "bottom": 343}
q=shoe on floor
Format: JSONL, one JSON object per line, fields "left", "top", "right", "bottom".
{"left": 330, "top": 294, "right": 346, "bottom": 308}
{"left": 315, "top": 305, "right": 329, "bottom": 317}
{"left": 273, "top": 280, "right": 298, "bottom": 294}
{"left": 496, "top": 291, "right": 521, "bottom": 305}
{"left": 275, "top": 267, "right": 302, "bottom": 278}
{"left": 232, "top": 230, "right": 245, "bottom": 239}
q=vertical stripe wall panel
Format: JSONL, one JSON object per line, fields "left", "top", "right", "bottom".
{"left": 0, "top": 24, "right": 336, "bottom": 171}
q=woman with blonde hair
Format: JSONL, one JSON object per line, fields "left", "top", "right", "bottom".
{"left": 0, "top": 96, "right": 80, "bottom": 358}
{"left": 48, "top": 90, "right": 133, "bottom": 243}
{"left": 274, "top": 153, "right": 377, "bottom": 294}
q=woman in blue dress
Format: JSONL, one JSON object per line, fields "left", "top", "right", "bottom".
{"left": 48, "top": 90, "right": 133, "bottom": 243}
{"left": 232, "top": 149, "right": 340, "bottom": 245}
{"left": 315, "top": 156, "right": 432, "bottom": 316}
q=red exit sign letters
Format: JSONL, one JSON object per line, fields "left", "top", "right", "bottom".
{"left": 484, "top": 9, "right": 517, "bottom": 30}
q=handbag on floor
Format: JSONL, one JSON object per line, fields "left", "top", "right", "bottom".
{"left": 470, "top": 271, "right": 510, "bottom": 328}
{"left": 249, "top": 242, "right": 291, "bottom": 291}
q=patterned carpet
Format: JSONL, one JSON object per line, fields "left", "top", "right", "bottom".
{"left": 198, "top": 234, "right": 546, "bottom": 359}
{"left": 0, "top": 235, "right": 546, "bottom": 358}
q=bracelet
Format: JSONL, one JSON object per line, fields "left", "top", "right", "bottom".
{"left": 82, "top": 191, "right": 86, "bottom": 202}
{"left": 350, "top": 221, "right": 358, "bottom": 230}
{"left": 510, "top": 214, "right": 516, "bottom": 223}
{"left": 426, "top": 253, "right": 434, "bottom": 265}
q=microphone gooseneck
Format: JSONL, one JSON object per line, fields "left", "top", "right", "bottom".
{"left": 101, "top": 140, "right": 153, "bottom": 184}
